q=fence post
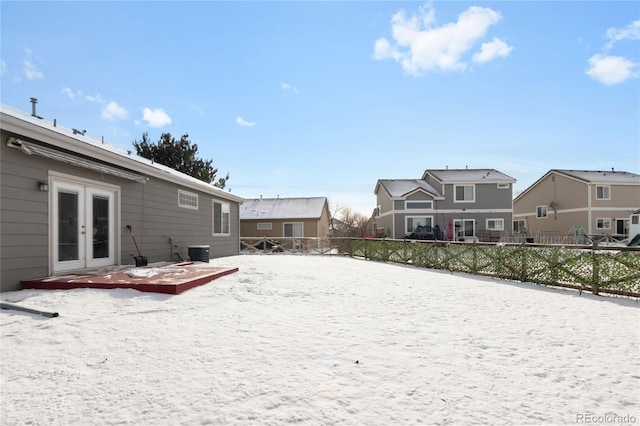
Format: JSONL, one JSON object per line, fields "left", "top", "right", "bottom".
{"left": 472, "top": 241, "right": 478, "bottom": 273}
{"left": 520, "top": 242, "right": 528, "bottom": 283}
{"left": 365, "top": 237, "right": 370, "bottom": 260}
{"left": 592, "top": 240, "right": 600, "bottom": 295}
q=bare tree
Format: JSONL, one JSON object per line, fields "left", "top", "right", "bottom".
{"left": 328, "top": 200, "right": 343, "bottom": 235}
{"left": 336, "top": 207, "right": 371, "bottom": 237}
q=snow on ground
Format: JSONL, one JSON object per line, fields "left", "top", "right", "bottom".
{"left": 1, "top": 254, "right": 639, "bottom": 426}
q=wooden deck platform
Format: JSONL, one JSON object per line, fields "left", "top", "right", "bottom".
{"left": 21, "top": 262, "right": 239, "bottom": 295}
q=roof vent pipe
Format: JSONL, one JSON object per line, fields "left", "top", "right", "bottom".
{"left": 30, "top": 98, "right": 42, "bottom": 119}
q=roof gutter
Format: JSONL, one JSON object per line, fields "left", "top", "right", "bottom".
{"left": 1, "top": 109, "right": 244, "bottom": 203}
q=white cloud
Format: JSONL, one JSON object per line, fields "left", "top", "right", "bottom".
{"left": 236, "top": 116, "right": 256, "bottom": 127}
{"left": 281, "top": 82, "right": 299, "bottom": 93}
{"left": 102, "top": 101, "right": 129, "bottom": 121}
{"left": 604, "top": 20, "right": 640, "bottom": 50}
{"left": 21, "top": 47, "right": 44, "bottom": 80}
{"left": 585, "top": 54, "right": 638, "bottom": 85}
{"left": 23, "top": 60, "right": 43, "bottom": 80}
{"left": 61, "top": 87, "right": 82, "bottom": 101}
{"left": 142, "top": 107, "right": 172, "bottom": 128}
{"left": 192, "top": 104, "right": 205, "bottom": 116}
{"left": 85, "top": 93, "right": 106, "bottom": 104}
{"left": 373, "top": 3, "right": 510, "bottom": 75}
{"left": 587, "top": 20, "right": 640, "bottom": 85}
{"left": 373, "top": 38, "right": 403, "bottom": 62}
{"left": 472, "top": 37, "right": 513, "bottom": 63}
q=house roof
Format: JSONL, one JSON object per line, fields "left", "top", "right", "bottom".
{"left": 514, "top": 169, "right": 640, "bottom": 202}
{"left": 0, "top": 103, "right": 244, "bottom": 203}
{"left": 240, "top": 197, "right": 328, "bottom": 220}
{"left": 375, "top": 179, "right": 442, "bottom": 198}
{"left": 552, "top": 169, "right": 640, "bottom": 184}
{"left": 422, "top": 168, "right": 516, "bottom": 183}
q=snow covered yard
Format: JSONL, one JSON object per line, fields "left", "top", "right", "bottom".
{"left": 1, "top": 254, "right": 638, "bottom": 425}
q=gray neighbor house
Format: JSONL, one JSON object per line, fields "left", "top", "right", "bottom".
{"left": 374, "top": 168, "right": 516, "bottom": 241}
{"left": 0, "top": 103, "right": 244, "bottom": 292}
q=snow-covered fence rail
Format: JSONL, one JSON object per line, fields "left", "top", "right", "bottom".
{"left": 240, "top": 237, "right": 351, "bottom": 255}
{"left": 347, "top": 239, "right": 640, "bottom": 297}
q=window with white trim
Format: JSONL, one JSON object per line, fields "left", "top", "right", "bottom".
{"left": 213, "top": 200, "right": 230, "bottom": 235}
{"left": 596, "top": 186, "right": 610, "bottom": 200}
{"left": 513, "top": 220, "right": 526, "bottom": 232}
{"left": 497, "top": 183, "right": 510, "bottom": 189}
{"left": 406, "top": 201, "right": 433, "bottom": 209}
{"left": 596, "top": 218, "right": 611, "bottom": 230}
{"left": 486, "top": 218, "right": 504, "bottom": 231}
{"left": 454, "top": 185, "right": 475, "bottom": 202}
{"left": 257, "top": 223, "right": 272, "bottom": 230}
{"left": 406, "top": 216, "right": 433, "bottom": 234}
{"left": 284, "top": 222, "right": 303, "bottom": 237}
{"left": 178, "top": 189, "right": 198, "bottom": 210}
{"left": 537, "top": 205, "right": 547, "bottom": 218}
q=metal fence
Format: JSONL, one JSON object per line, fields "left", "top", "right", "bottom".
{"left": 347, "top": 239, "right": 640, "bottom": 297}
{"left": 239, "top": 237, "right": 640, "bottom": 297}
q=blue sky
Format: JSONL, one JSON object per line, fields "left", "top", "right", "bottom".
{"left": 2, "top": 1, "right": 639, "bottom": 216}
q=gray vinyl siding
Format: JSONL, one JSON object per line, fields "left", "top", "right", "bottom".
{"left": 374, "top": 215, "right": 393, "bottom": 238}
{"left": 439, "top": 183, "right": 512, "bottom": 210}
{"left": 394, "top": 214, "right": 406, "bottom": 237}
{"left": 2, "top": 133, "right": 52, "bottom": 291}
{"left": 374, "top": 187, "right": 394, "bottom": 238}
{"left": 376, "top": 188, "right": 394, "bottom": 215}
{"left": 405, "top": 191, "right": 433, "bottom": 202}
{"left": 119, "top": 178, "right": 240, "bottom": 264}
{"left": 1, "top": 129, "right": 240, "bottom": 292}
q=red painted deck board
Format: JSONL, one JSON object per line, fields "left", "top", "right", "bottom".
{"left": 21, "top": 263, "right": 239, "bottom": 295}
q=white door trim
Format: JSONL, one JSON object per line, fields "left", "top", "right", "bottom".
{"left": 49, "top": 172, "right": 121, "bottom": 273}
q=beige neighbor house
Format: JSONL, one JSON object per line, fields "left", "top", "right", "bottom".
{"left": 513, "top": 169, "right": 640, "bottom": 239}
{"left": 240, "top": 197, "right": 331, "bottom": 239}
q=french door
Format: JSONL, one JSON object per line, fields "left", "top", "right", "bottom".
{"left": 453, "top": 219, "right": 475, "bottom": 240}
{"left": 52, "top": 178, "right": 117, "bottom": 272}
{"left": 615, "top": 219, "right": 629, "bottom": 236}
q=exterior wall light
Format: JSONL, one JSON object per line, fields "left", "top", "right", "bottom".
{"left": 38, "top": 181, "right": 49, "bottom": 192}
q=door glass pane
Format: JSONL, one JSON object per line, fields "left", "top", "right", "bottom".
{"left": 222, "top": 212, "right": 230, "bottom": 234}
{"left": 92, "top": 195, "right": 109, "bottom": 259}
{"left": 294, "top": 223, "right": 303, "bottom": 237}
{"left": 464, "top": 220, "right": 474, "bottom": 237}
{"left": 58, "top": 191, "right": 79, "bottom": 261}
{"left": 213, "top": 202, "right": 221, "bottom": 234}
{"left": 284, "top": 223, "right": 302, "bottom": 237}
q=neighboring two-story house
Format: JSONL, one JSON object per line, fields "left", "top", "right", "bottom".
{"left": 240, "top": 196, "right": 331, "bottom": 239}
{"left": 374, "top": 168, "right": 516, "bottom": 241}
{"left": 513, "top": 169, "right": 640, "bottom": 238}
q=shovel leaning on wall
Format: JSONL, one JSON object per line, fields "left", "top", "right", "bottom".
{"left": 126, "top": 225, "right": 148, "bottom": 267}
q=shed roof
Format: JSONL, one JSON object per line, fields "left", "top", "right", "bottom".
{"left": 240, "top": 197, "right": 328, "bottom": 220}
{"left": 0, "top": 103, "right": 243, "bottom": 203}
